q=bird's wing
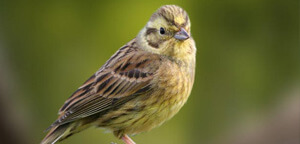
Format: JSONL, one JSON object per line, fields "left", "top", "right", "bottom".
{"left": 47, "top": 42, "right": 162, "bottom": 130}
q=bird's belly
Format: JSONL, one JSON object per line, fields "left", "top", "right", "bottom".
{"left": 124, "top": 71, "right": 192, "bottom": 135}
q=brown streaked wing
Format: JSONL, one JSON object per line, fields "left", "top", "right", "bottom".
{"left": 47, "top": 44, "right": 161, "bottom": 130}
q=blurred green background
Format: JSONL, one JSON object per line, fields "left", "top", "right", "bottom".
{"left": 0, "top": 0, "right": 299, "bottom": 144}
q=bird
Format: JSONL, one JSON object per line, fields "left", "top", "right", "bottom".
{"left": 41, "top": 5, "right": 196, "bottom": 144}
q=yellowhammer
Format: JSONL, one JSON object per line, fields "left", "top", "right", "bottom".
{"left": 41, "top": 5, "right": 196, "bottom": 144}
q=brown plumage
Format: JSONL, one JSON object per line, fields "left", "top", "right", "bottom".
{"left": 41, "top": 5, "right": 196, "bottom": 144}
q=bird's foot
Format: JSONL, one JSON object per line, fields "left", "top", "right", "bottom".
{"left": 121, "top": 135, "right": 136, "bottom": 144}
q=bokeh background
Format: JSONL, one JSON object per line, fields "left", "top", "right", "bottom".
{"left": 0, "top": 0, "right": 299, "bottom": 144}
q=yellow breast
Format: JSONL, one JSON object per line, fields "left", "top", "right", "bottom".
{"left": 123, "top": 59, "right": 194, "bottom": 135}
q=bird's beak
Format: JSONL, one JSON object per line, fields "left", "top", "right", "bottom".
{"left": 174, "top": 28, "right": 190, "bottom": 41}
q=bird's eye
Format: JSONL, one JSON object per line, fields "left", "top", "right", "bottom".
{"left": 160, "top": 27, "right": 165, "bottom": 35}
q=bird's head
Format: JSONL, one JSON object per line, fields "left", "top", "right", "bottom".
{"left": 137, "top": 5, "right": 195, "bottom": 60}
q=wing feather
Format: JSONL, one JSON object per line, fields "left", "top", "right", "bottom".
{"left": 48, "top": 41, "right": 161, "bottom": 130}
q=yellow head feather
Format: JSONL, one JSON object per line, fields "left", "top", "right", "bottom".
{"left": 137, "top": 5, "right": 195, "bottom": 62}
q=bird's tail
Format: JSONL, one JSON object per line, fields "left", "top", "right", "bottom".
{"left": 41, "top": 123, "right": 71, "bottom": 144}
{"left": 41, "top": 119, "right": 94, "bottom": 144}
